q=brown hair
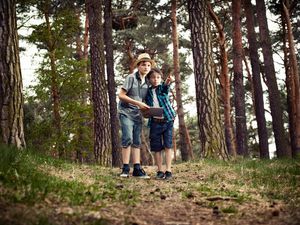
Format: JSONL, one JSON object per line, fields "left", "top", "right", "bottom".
{"left": 147, "top": 68, "right": 163, "bottom": 79}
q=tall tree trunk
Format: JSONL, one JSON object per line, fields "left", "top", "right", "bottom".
{"left": 0, "top": 0, "right": 26, "bottom": 148}
{"left": 207, "top": 2, "right": 237, "bottom": 157}
{"left": 243, "top": 0, "right": 269, "bottom": 159}
{"left": 104, "top": 0, "right": 122, "bottom": 167}
{"left": 281, "top": 5, "right": 294, "bottom": 159}
{"left": 75, "top": 7, "right": 89, "bottom": 163}
{"left": 187, "top": 0, "right": 228, "bottom": 159}
{"left": 232, "top": 0, "right": 248, "bottom": 157}
{"left": 44, "top": 9, "right": 63, "bottom": 157}
{"left": 86, "top": 0, "right": 111, "bottom": 165}
{"left": 282, "top": 2, "right": 300, "bottom": 158}
{"left": 171, "top": 0, "right": 193, "bottom": 161}
{"left": 256, "top": 0, "right": 291, "bottom": 158}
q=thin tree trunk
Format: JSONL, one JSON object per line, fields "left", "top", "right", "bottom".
{"left": 256, "top": 0, "right": 291, "bottom": 158}
{"left": 86, "top": 0, "right": 111, "bottom": 165}
{"left": 75, "top": 8, "right": 88, "bottom": 163}
{"left": 44, "top": 10, "right": 63, "bottom": 158}
{"left": 187, "top": 0, "right": 228, "bottom": 159}
{"left": 282, "top": 2, "right": 300, "bottom": 158}
{"left": 0, "top": 0, "right": 26, "bottom": 148}
{"left": 232, "top": 0, "right": 248, "bottom": 157}
{"left": 104, "top": 0, "right": 122, "bottom": 167}
{"left": 243, "top": 0, "right": 269, "bottom": 159}
{"left": 171, "top": 0, "right": 193, "bottom": 161}
{"left": 207, "top": 2, "right": 236, "bottom": 157}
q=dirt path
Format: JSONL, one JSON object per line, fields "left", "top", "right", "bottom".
{"left": 1, "top": 163, "right": 299, "bottom": 225}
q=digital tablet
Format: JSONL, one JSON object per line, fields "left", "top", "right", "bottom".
{"left": 142, "top": 107, "right": 164, "bottom": 118}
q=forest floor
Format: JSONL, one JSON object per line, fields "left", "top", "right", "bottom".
{"left": 1, "top": 148, "right": 300, "bottom": 225}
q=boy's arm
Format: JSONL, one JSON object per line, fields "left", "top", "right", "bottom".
{"left": 165, "top": 74, "right": 174, "bottom": 86}
{"left": 161, "top": 74, "right": 174, "bottom": 93}
{"left": 119, "top": 88, "right": 150, "bottom": 110}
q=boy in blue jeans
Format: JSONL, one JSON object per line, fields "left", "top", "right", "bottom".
{"left": 145, "top": 68, "right": 176, "bottom": 180}
{"left": 118, "top": 53, "right": 155, "bottom": 178}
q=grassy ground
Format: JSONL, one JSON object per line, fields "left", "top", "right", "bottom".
{"left": 0, "top": 145, "right": 300, "bottom": 225}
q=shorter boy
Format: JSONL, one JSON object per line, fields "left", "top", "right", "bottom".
{"left": 145, "top": 68, "right": 176, "bottom": 180}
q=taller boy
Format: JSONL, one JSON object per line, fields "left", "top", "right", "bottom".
{"left": 118, "top": 53, "right": 154, "bottom": 178}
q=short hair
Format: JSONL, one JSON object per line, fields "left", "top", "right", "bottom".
{"left": 147, "top": 68, "right": 163, "bottom": 79}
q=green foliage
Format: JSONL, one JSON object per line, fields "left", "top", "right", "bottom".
{"left": 19, "top": 1, "right": 93, "bottom": 160}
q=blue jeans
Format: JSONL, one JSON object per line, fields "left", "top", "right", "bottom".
{"left": 119, "top": 114, "right": 142, "bottom": 148}
{"left": 149, "top": 121, "right": 174, "bottom": 152}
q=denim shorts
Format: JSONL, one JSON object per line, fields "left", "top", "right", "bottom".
{"left": 119, "top": 114, "right": 142, "bottom": 148}
{"left": 149, "top": 120, "right": 174, "bottom": 152}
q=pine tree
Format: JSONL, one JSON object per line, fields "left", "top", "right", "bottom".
{"left": 243, "top": 0, "right": 269, "bottom": 159}
{"left": 171, "top": 0, "right": 193, "bottom": 161}
{"left": 104, "top": 0, "right": 122, "bottom": 166}
{"left": 86, "top": 0, "right": 112, "bottom": 165}
{"left": 0, "top": 0, "right": 26, "bottom": 148}
{"left": 232, "top": 0, "right": 248, "bottom": 156}
{"left": 187, "top": 0, "right": 228, "bottom": 159}
{"left": 256, "top": 0, "right": 291, "bottom": 158}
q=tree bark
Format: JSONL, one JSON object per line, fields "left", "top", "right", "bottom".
{"left": 86, "top": 0, "right": 112, "bottom": 165}
{"left": 187, "top": 0, "right": 228, "bottom": 159}
{"left": 207, "top": 2, "right": 237, "bottom": 157}
{"left": 232, "top": 0, "right": 248, "bottom": 157}
{"left": 282, "top": 2, "right": 300, "bottom": 158}
{"left": 171, "top": 0, "right": 193, "bottom": 161}
{"left": 0, "top": 0, "right": 26, "bottom": 148}
{"left": 104, "top": 0, "right": 122, "bottom": 167}
{"left": 243, "top": 0, "right": 269, "bottom": 159}
{"left": 256, "top": 0, "right": 291, "bottom": 158}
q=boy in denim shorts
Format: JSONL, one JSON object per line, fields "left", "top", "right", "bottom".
{"left": 145, "top": 68, "right": 176, "bottom": 180}
{"left": 118, "top": 53, "right": 155, "bottom": 178}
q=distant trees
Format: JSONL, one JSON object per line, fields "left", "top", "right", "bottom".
{"left": 0, "top": 0, "right": 26, "bottom": 148}
{"left": 13, "top": 0, "right": 300, "bottom": 161}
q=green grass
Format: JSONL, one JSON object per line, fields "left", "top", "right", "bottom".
{"left": 1, "top": 145, "right": 299, "bottom": 210}
{"left": 0, "top": 145, "right": 139, "bottom": 206}
{"left": 231, "top": 159, "right": 300, "bottom": 203}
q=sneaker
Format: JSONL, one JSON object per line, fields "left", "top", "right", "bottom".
{"left": 132, "top": 168, "right": 150, "bottom": 179}
{"left": 120, "top": 168, "right": 130, "bottom": 178}
{"left": 165, "top": 171, "right": 172, "bottom": 180}
{"left": 156, "top": 171, "right": 165, "bottom": 179}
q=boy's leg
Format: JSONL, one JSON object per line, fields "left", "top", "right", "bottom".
{"left": 122, "top": 146, "right": 131, "bottom": 164}
{"left": 165, "top": 148, "right": 172, "bottom": 172}
{"left": 131, "top": 147, "right": 140, "bottom": 164}
{"left": 132, "top": 122, "right": 150, "bottom": 179}
{"left": 120, "top": 146, "right": 131, "bottom": 177}
{"left": 163, "top": 121, "right": 174, "bottom": 179}
{"left": 154, "top": 151, "right": 163, "bottom": 171}
{"left": 119, "top": 114, "right": 133, "bottom": 177}
{"left": 154, "top": 151, "right": 164, "bottom": 179}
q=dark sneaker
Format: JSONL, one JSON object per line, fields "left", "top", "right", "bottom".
{"left": 165, "top": 171, "right": 172, "bottom": 180}
{"left": 132, "top": 168, "right": 150, "bottom": 179}
{"left": 156, "top": 171, "right": 165, "bottom": 179}
{"left": 120, "top": 168, "right": 130, "bottom": 178}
